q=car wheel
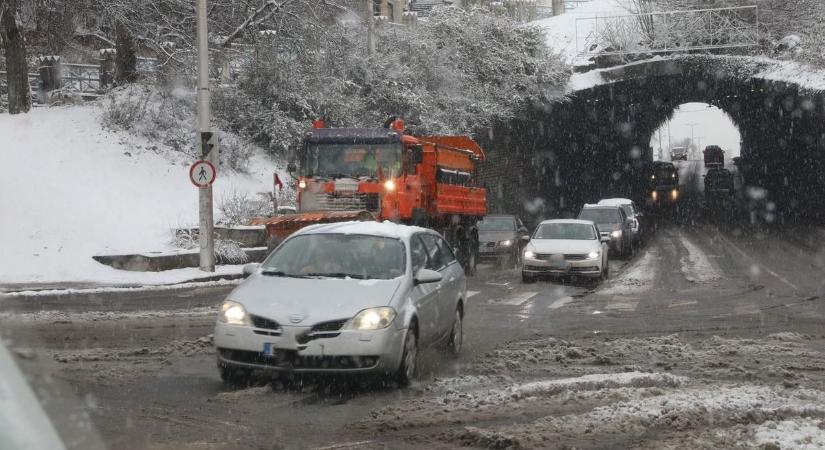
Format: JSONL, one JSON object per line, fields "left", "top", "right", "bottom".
{"left": 397, "top": 327, "right": 418, "bottom": 388}
{"left": 522, "top": 272, "right": 535, "bottom": 283}
{"left": 602, "top": 261, "right": 609, "bottom": 280}
{"left": 218, "top": 364, "right": 249, "bottom": 386}
{"left": 446, "top": 307, "right": 463, "bottom": 356}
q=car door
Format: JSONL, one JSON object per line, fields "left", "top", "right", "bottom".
{"left": 432, "top": 234, "right": 464, "bottom": 333}
{"left": 410, "top": 233, "right": 441, "bottom": 345}
{"left": 419, "top": 233, "right": 457, "bottom": 342}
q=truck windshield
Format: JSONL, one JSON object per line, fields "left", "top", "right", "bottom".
{"left": 302, "top": 143, "right": 402, "bottom": 179}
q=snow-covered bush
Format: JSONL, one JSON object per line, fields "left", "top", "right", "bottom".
{"left": 215, "top": 239, "right": 249, "bottom": 264}
{"left": 100, "top": 84, "right": 256, "bottom": 171}
{"left": 217, "top": 189, "right": 273, "bottom": 226}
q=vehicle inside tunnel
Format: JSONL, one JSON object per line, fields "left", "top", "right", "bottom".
{"left": 480, "top": 56, "right": 825, "bottom": 228}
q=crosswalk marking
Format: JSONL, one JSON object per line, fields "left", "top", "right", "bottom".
{"left": 500, "top": 291, "right": 538, "bottom": 306}
{"left": 548, "top": 296, "right": 574, "bottom": 310}
{"left": 467, "top": 290, "right": 480, "bottom": 299}
{"left": 606, "top": 296, "right": 639, "bottom": 311}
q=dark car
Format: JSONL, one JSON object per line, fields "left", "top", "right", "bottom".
{"left": 477, "top": 215, "right": 529, "bottom": 267}
{"left": 650, "top": 161, "right": 680, "bottom": 204}
{"left": 577, "top": 205, "right": 634, "bottom": 258}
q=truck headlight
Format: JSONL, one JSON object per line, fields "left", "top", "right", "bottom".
{"left": 610, "top": 230, "right": 622, "bottom": 239}
{"left": 345, "top": 307, "right": 396, "bottom": 330}
{"left": 298, "top": 179, "right": 307, "bottom": 189}
{"left": 219, "top": 300, "right": 251, "bottom": 325}
{"left": 671, "top": 189, "right": 679, "bottom": 200}
{"left": 587, "top": 251, "right": 599, "bottom": 259}
{"left": 384, "top": 179, "right": 396, "bottom": 191}
{"left": 651, "top": 191, "right": 658, "bottom": 201}
{"left": 498, "top": 239, "right": 513, "bottom": 247}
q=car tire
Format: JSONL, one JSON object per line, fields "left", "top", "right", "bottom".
{"left": 446, "top": 307, "right": 463, "bottom": 356}
{"left": 522, "top": 272, "right": 535, "bottom": 283}
{"left": 397, "top": 327, "right": 418, "bottom": 388}
{"left": 218, "top": 364, "right": 249, "bottom": 386}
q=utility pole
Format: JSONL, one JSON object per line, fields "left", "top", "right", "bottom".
{"left": 366, "top": 0, "right": 375, "bottom": 56}
{"left": 197, "top": 0, "right": 215, "bottom": 272}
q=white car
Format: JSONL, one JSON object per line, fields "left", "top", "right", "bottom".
{"left": 522, "top": 219, "right": 610, "bottom": 282}
{"left": 598, "top": 198, "right": 642, "bottom": 243}
{"left": 214, "top": 221, "right": 467, "bottom": 387}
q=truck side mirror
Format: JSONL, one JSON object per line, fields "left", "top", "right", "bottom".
{"left": 411, "top": 145, "right": 424, "bottom": 164}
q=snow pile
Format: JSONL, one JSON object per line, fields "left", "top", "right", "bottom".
{"left": 598, "top": 249, "right": 658, "bottom": 295}
{"left": 752, "top": 418, "right": 825, "bottom": 450}
{"left": 0, "top": 105, "right": 280, "bottom": 285}
{"left": 679, "top": 237, "right": 722, "bottom": 283}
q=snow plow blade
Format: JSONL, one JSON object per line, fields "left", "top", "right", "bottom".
{"left": 251, "top": 210, "right": 377, "bottom": 251}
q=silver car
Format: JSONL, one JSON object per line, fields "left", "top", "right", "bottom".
{"left": 214, "top": 221, "right": 467, "bottom": 386}
{"left": 522, "top": 219, "right": 610, "bottom": 282}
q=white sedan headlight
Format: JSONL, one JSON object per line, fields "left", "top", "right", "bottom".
{"left": 345, "top": 307, "right": 396, "bottom": 330}
{"left": 523, "top": 250, "right": 536, "bottom": 259}
{"left": 219, "top": 300, "right": 251, "bottom": 325}
{"left": 498, "top": 239, "right": 513, "bottom": 247}
{"left": 610, "top": 230, "right": 622, "bottom": 239}
{"left": 587, "top": 251, "right": 600, "bottom": 259}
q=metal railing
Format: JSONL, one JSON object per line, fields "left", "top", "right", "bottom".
{"left": 575, "top": 5, "right": 759, "bottom": 57}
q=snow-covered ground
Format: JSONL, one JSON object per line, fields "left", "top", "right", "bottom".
{"left": 0, "top": 105, "right": 281, "bottom": 286}
{"left": 531, "top": 0, "right": 635, "bottom": 64}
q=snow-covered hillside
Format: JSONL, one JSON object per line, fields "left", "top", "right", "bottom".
{"left": 0, "top": 105, "right": 283, "bottom": 285}
{"left": 532, "top": 0, "right": 634, "bottom": 64}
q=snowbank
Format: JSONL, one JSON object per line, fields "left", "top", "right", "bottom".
{"left": 0, "top": 105, "right": 281, "bottom": 285}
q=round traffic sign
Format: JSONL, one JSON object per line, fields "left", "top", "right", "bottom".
{"left": 189, "top": 160, "right": 216, "bottom": 188}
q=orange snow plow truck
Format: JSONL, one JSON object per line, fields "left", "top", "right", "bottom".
{"left": 255, "top": 118, "right": 487, "bottom": 273}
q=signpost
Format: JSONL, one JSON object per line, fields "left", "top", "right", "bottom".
{"left": 196, "top": 0, "right": 216, "bottom": 272}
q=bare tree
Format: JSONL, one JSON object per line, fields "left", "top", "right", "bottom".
{"left": 0, "top": 0, "right": 31, "bottom": 114}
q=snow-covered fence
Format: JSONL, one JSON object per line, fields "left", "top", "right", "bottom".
{"left": 575, "top": 5, "right": 759, "bottom": 57}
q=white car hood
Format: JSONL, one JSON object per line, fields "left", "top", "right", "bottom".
{"left": 229, "top": 274, "right": 403, "bottom": 326}
{"left": 528, "top": 239, "right": 600, "bottom": 254}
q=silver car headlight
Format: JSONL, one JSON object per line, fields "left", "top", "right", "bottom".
{"left": 219, "top": 300, "right": 251, "bottom": 325}
{"left": 344, "top": 307, "right": 396, "bottom": 331}
{"left": 610, "top": 230, "right": 622, "bottom": 239}
{"left": 498, "top": 239, "right": 513, "bottom": 247}
{"left": 587, "top": 251, "right": 600, "bottom": 259}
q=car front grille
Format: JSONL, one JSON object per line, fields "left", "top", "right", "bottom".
{"left": 314, "top": 193, "right": 380, "bottom": 212}
{"left": 218, "top": 348, "right": 379, "bottom": 370}
{"left": 533, "top": 253, "right": 588, "bottom": 261}
{"left": 250, "top": 315, "right": 280, "bottom": 331}
{"left": 311, "top": 319, "right": 348, "bottom": 333}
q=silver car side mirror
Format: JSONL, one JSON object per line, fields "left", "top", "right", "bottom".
{"left": 414, "top": 268, "right": 442, "bottom": 284}
{"left": 242, "top": 263, "right": 261, "bottom": 277}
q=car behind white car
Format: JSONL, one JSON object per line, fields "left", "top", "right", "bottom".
{"left": 214, "top": 221, "right": 467, "bottom": 387}
{"left": 522, "top": 219, "right": 609, "bottom": 283}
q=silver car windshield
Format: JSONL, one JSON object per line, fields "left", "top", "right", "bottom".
{"left": 579, "top": 208, "right": 621, "bottom": 225}
{"left": 535, "top": 223, "right": 596, "bottom": 240}
{"left": 262, "top": 234, "right": 405, "bottom": 280}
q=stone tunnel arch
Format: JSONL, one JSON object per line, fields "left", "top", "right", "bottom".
{"left": 479, "top": 55, "right": 825, "bottom": 225}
